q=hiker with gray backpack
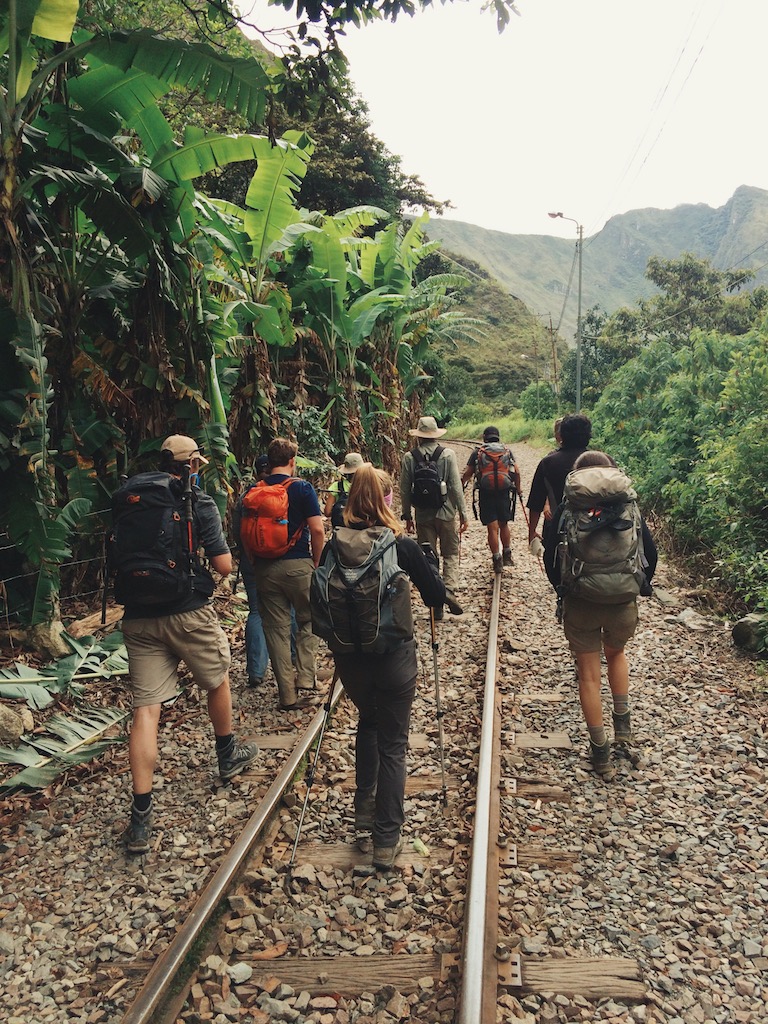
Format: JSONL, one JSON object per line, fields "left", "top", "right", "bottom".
{"left": 544, "top": 451, "right": 657, "bottom": 778}
{"left": 311, "top": 463, "right": 446, "bottom": 870}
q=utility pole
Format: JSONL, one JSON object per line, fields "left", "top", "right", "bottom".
{"left": 548, "top": 211, "right": 584, "bottom": 411}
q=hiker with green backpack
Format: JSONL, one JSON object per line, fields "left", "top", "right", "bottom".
{"left": 544, "top": 450, "right": 657, "bottom": 778}
{"left": 311, "top": 463, "right": 446, "bottom": 870}
{"left": 461, "top": 425, "right": 522, "bottom": 573}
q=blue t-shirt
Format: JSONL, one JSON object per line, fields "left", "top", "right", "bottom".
{"left": 265, "top": 474, "right": 322, "bottom": 559}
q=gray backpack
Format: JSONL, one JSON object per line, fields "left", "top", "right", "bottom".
{"left": 310, "top": 526, "right": 414, "bottom": 654}
{"left": 557, "top": 467, "right": 648, "bottom": 604}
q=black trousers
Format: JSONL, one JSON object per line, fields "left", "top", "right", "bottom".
{"left": 334, "top": 639, "right": 417, "bottom": 847}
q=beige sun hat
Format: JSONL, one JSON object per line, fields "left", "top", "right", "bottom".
{"left": 337, "top": 452, "right": 366, "bottom": 475}
{"left": 408, "top": 415, "right": 447, "bottom": 438}
{"left": 161, "top": 435, "right": 209, "bottom": 464}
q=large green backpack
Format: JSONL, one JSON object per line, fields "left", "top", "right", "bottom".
{"left": 311, "top": 526, "right": 414, "bottom": 654}
{"left": 557, "top": 467, "right": 648, "bottom": 604}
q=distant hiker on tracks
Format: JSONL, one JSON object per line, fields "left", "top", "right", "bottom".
{"left": 461, "top": 425, "right": 522, "bottom": 574}
{"left": 400, "top": 416, "right": 466, "bottom": 619}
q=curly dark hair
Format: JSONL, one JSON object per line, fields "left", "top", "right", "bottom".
{"left": 560, "top": 413, "right": 592, "bottom": 450}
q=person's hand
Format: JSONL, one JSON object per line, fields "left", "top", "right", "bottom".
{"left": 529, "top": 537, "right": 544, "bottom": 557}
{"left": 459, "top": 518, "right": 469, "bottom": 535}
{"left": 405, "top": 518, "right": 415, "bottom": 535}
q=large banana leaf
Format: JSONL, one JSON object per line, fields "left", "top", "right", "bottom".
{"left": 85, "top": 31, "right": 271, "bottom": 124}
{"left": 30, "top": 0, "right": 79, "bottom": 42}
{"left": 67, "top": 65, "right": 175, "bottom": 155}
{"left": 152, "top": 128, "right": 268, "bottom": 184}
{"left": 244, "top": 130, "right": 314, "bottom": 281}
{"left": 0, "top": 705, "right": 128, "bottom": 793}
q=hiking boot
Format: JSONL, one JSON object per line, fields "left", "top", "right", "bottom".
{"left": 433, "top": 606, "right": 444, "bottom": 621}
{"left": 492, "top": 553, "right": 503, "bottom": 574}
{"left": 218, "top": 738, "right": 259, "bottom": 780}
{"left": 279, "top": 696, "right": 313, "bottom": 712}
{"left": 612, "top": 711, "right": 633, "bottom": 744}
{"left": 372, "top": 835, "right": 404, "bottom": 871}
{"left": 589, "top": 739, "right": 613, "bottom": 777}
{"left": 444, "top": 590, "right": 464, "bottom": 615}
{"left": 247, "top": 676, "right": 264, "bottom": 689}
{"left": 123, "top": 803, "right": 153, "bottom": 855}
{"left": 502, "top": 548, "right": 514, "bottom": 567}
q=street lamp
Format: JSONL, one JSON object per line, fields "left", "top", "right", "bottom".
{"left": 548, "top": 211, "right": 584, "bottom": 412}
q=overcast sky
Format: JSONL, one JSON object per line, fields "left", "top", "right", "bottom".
{"left": 244, "top": 0, "right": 768, "bottom": 239}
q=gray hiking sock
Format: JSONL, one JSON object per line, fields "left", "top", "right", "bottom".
{"left": 588, "top": 725, "right": 607, "bottom": 746}
{"left": 612, "top": 694, "right": 629, "bottom": 716}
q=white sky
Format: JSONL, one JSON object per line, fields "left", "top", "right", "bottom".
{"left": 243, "top": 0, "right": 768, "bottom": 238}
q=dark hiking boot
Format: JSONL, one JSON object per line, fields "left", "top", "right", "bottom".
{"left": 218, "top": 738, "right": 259, "bottom": 780}
{"left": 123, "top": 803, "right": 153, "bottom": 855}
{"left": 373, "top": 835, "right": 404, "bottom": 870}
{"left": 433, "top": 606, "right": 444, "bottom": 621}
{"left": 247, "top": 676, "right": 264, "bottom": 688}
{"left": 589, "top": 739, "right": 613, "bottom": 778}
{"left": 502, "top": 548, "right": 514, "bottom": 567}
{"left": 444, "top": 590, "right": 464, "bottom": 615}
{"left": 612, "top": 711, "right": 632, "bottom": 745}
{"left": 492, "top": 553, "right": 503, "bottom": 574}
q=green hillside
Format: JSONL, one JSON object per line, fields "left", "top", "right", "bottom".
{"left": 427, "top": 185, "right": 768, "bottom": 342}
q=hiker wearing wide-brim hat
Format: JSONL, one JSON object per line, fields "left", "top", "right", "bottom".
{"left": 400, "top": 417, "right": 467, "bottom": 618}
{"left": 407, "top": 416, "right": 448, "bottom": 439}
{"left": 325, "top": 452, "right": 367, "bottom": 526}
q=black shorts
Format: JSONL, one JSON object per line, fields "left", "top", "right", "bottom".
{"left": 478, "top": 491, "right": 515, "bottom": 526}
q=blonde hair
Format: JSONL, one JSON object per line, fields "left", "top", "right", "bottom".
{"left": 343, "top": 464, "right": 403, "bottom": 535}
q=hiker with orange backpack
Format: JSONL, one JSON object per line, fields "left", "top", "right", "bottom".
{"left": 461, "top": 426, "right": 522, "bottom": 573}
{"left": 239, "top": 438, "right": 325, "bottom": 712}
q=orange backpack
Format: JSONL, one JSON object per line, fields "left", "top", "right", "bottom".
{"left": 240, "top": 479, "right": 304, "bottom": 560}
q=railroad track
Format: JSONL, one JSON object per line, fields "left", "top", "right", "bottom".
{"left": 113, "top": 449, "right": 650, "bottom": 1023}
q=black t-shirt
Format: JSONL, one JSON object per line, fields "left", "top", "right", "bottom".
{"left": 527, "top": 447, "right": 587, "bottom": 517}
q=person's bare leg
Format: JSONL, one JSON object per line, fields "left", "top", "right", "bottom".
{"left": 487, "top": 521, "right": 500, "bottom": 554}
{"left": 207, "top": 675, "right": 233, "bottom": 736}
{"left": 129, "top": 703, "right": 162, "bottom": 794}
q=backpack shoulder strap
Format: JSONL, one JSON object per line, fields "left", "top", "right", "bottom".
{"left": 432, "top": 444, "right": 444, "bottom": 461}
{"left": 411, "top": 448, "right": 425, "bottom": 464}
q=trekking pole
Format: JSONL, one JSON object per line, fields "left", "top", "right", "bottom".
{"left": 429, "top": 607, "right": 449, "bottom": 807}
{"left": 286, "top": 668, "right": 340, "bottom": 889}
{"left": 182, "top": 462, "right": 196, "bottom": 586}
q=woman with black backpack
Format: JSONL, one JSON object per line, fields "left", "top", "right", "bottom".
{"left": 312, "top": 463, "right": 446, "bottom": 870}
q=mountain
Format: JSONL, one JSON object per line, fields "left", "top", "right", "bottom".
{"left": 426, "top": 185, "right": 768, "bottom": 341}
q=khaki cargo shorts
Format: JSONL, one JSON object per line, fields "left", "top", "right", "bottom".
{"left": 122, "top": 604, "right": 231, "bottom": 707}
{"left": 562, "top": 595, "right": 638, "bottom": 655}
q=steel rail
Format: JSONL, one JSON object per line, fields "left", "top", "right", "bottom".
{"left": 457, "top": 570, "right": 502, "bottom": 1023}
{"left": 122, "top": 680, "right": 345, "bottom": 1024}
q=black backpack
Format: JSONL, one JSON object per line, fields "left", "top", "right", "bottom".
{"left": 330, "top": 479, "right": 349, "bottom": 530}
{"left": 108, "top": 472, "right": 213, "bottom": 607}
{"left": 311, "top": 527, "right": 414, "bottom": 654}
{"left": 410, "top": 446, "right": 446, "bottom": 510}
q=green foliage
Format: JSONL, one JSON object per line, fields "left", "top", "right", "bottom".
{"left": 594, "top": 320, "right": 768, "bottom": 616}
{"left": 519, "top": 381, "right": 557, "bottom": 422}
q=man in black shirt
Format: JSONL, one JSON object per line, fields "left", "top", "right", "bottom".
{"left": 527, "top": 414, "right": 592, "bottom": 547}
